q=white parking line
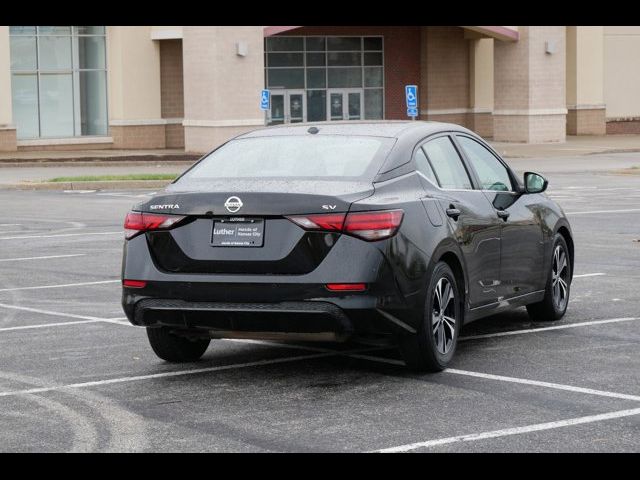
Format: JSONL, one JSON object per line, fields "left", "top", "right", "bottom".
{"left": 373, "top": 407, "right": 640, "bottom": 452}
{"left": 0, "top": 280, "right": 120, "bottom": 293}
{"left": 573, "top": 273, "right": 605, "bottom": 278}
{"left": 0, "top": 224, "right": 21, "bottom": 227}
{"left": 231, "top": 338, "right": 640, "bottom": 402}
{"left": 459, "top": 317, "right": 640, "bottom": 342}
{"left": 566, "top": 208, "right": 640, "bottom": 215}
{"left": 0, "top": 347, "right": 378, "bottom": 399}
{"left": 0, "top": 302, "right": 127, "bottom": 325}
{"left": 445, "top": 368, "right": 640, "bottom": 402}
{"left": 0, "top": 231, "right": 120, "bottom": 240}
{"left": 0, "top": 320, "right": 105, "bottom": 332}
{"left": 0, "top": 254, "right": 86, "bottom": 263}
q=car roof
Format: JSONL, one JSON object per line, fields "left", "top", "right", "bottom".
{"left": 235, "top": 120, "right": 473, "bottom": 140}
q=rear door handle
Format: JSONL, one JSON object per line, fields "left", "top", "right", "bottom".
{"left": 497, "top": 209, "right": 510, "bottom": 220}
{"left": 446, "top": 206, "right": 461, "bottom": 220}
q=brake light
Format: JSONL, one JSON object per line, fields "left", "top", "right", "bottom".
{"left": 124, "top": 211, "right": 186, "bottom": 239}
{"left": 123, "top": 279, "right": 147, "bottom": 288}
{"left": 344, "top": 210, "right": 404, "bottom": 241}
{"left": 325, "top": 283, "right": 367, "bottom": 292}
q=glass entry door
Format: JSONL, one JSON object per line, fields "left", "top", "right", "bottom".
{"left": 327, "top": 89, "right": 363, "bottom": 121}
{"left": 268, "top": 90, "right": 306, "bottom": 125}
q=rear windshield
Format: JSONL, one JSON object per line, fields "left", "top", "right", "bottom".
{"left": 177, "top": 135, "right": 393, "bottom": 181}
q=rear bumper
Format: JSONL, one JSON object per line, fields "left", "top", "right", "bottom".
{"left": 121, "top": 229, "right": 431, "bottom": 337}
{"left": 132, "top": 298, "right": 355, "bottom": 340}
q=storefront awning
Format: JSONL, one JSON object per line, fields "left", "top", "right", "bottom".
{"left": 263, "top": 26, "right": 519, "bottom": 42}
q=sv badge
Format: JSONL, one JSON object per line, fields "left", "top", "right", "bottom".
{"left": 322, "top": 205, "right": 337, "bottom": 210}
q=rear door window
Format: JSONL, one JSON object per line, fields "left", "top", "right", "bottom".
{"left": 422, "top": 136, "right": 473, "bottom": 190}
{"left": 414, "top": 147, "right": 438, "bottom": 185}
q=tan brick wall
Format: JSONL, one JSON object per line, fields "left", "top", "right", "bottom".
{"left": 0, "top": 128, "right": 17, "bottom": 151}
{"left": 528, "top": 27, "right": 566, "bottom": 111}
{"left": 160, "top": 40, "right": 184, "bottom": 118}
{"left": 422, "top": 113, "right": 469, "bottom": 128}
{"left": 468, "top": 113, "right": 494, "bottom": 138}
{"left": 423, "top": 27, "right": 470, "bottom": 111}
{"left": 494, "top": 29, "right": 530, "bottom": 111}
{"left": 528, "top": 114, "right": 566, "bottom": 143}
{"left": 567, "top": 108, "right": 606, "bottom": 135}
{"left": 160, "top": 39, "right": 185, "bottom": 148}
{"left": 184, "top": 125, "right": 256, "bottom": 154}
{"left": 165, "top": 123, "right": 185, "bottom": 148}
{"left": 182, "top": 27, "right": 265, "bottom": 152}
{"left": 494, "top": 114, "right": 565, "bottom": 143}
{"left": 494, "top": 27, "right": 566, "bottom": 142}
{"left": 606, "top": 118, "right": 640, "bottom": 134}
{"left": 111, "top": 125, "right": 166, "bottom": 149}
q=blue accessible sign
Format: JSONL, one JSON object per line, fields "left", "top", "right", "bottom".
{"left": 260, "top": 89, "right": 270, "bottom": 110}
{"left": 405, "top": 85, "right": 418, "bottom": 118}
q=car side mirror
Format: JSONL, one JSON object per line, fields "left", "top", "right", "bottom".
{"left": 524, "top": 172, "right": 548, "bottom": 194}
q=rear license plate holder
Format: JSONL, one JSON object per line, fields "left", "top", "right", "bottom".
{"left": 211, "top": 218, "right": 264, "bottom": 247}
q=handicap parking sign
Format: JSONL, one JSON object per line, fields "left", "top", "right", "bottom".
{"left": 260, "top": 89, "right": 270, "bottom": 110}
{"left": 405, "top": 85, "right": 418, "bottom": 109}
{"left": 407, "top": 107, "right": 418, "bottom": 117}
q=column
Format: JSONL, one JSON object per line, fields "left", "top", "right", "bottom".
{"left": 493, "top": 26, "right": 566, "bottom": 143}
{"left": 0, "top": 26, "right": 17, "bottom": 151}
{"left": 469, "top": 37, "right": 494, "bottom": 137}
{"left": 107, "top": 26, "right": 165, "bottom": 149}
{"left": 566, "top": 26, "right": 605, "bottom": 135}
{"left": 182, "top": 26, "right": 265, "bottom": 154}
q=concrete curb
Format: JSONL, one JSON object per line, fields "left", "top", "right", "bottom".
{"left": 2, "top": 180, "right": 172, "bottom": 191}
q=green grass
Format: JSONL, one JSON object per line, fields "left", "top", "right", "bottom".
{"left": 47, "top": 173, "right": 178, "bottom": 182}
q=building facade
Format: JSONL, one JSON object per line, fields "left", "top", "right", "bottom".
{"left": 0, "top": 25, "right": 638, "bottom": 153}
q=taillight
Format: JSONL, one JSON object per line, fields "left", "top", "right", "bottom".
{"left": 344, "top": 210, "right": 404, "bottom": 241}
{"left": 124, "top": 211, "right": 186, "bottom": 239}
{"left": 286, "top": 213, "right": 345, "bottom": 232}
{"left": 123, "top": 279, "right": 147, "bottom": 288}
{"left": 287, "top": 209, "right": 403, "bottom": 242}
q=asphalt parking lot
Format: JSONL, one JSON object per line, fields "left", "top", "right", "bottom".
{"left": 0, "top": 153, "right": 639, "bottom": 452}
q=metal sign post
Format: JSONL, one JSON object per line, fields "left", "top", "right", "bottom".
{"left": 405, "top": 85, "right": 418, "bottom": 120}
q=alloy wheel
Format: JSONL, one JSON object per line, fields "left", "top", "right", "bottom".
{"left": 552, "top": 245, "right": 569, "bottom": 310}
{"left": 432, "top": 277, "right": 456, "bottom": 354}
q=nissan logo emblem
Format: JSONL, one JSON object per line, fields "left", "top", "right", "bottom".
{"left": 224, "top": 196, "right": 243, "bottom": 213}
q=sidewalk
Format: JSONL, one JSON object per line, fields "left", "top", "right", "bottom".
{"left": 489, "top": 134, "right": 640, "bottom": 158}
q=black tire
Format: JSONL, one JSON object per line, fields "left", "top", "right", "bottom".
{"left": 146, "top": 327, "right": 210, "bottom": 362}
{"left": 398, "top": 261, "right": 462, "bottom": 372}
{"left": 526, "top": 233, "right": 571, "bottom": 322}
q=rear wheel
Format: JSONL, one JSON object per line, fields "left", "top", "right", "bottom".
{"left": 399, "top": 262, "right": 461, "bottom": 372}
{"left": 526, "top": 234, "right": 571, "bottom": 322}
{"left": 146, "top": 327, "right": 210, "bottom": 362}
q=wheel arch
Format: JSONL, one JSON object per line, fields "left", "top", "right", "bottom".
{"left": 431, "top": 242, "right": 468, "bottom": 321}
{"left": 554, "top": 220, "right": 574, "bottom": 280}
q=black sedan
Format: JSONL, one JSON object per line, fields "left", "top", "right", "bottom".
{"left": 121, "top": 121, "right": 573, "bottom": 372}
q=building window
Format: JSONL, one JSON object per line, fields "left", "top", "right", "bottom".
{"left": 9, "top": 26, "right": 108, "bottom": 140}
{"left": 264, "top": 36, "right": 384, "bottom": 124}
